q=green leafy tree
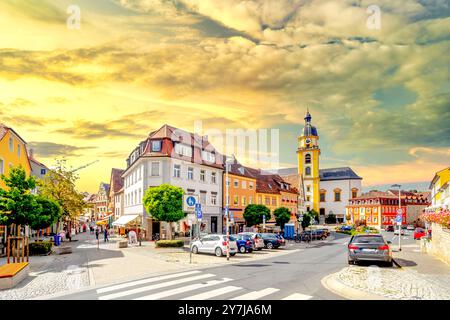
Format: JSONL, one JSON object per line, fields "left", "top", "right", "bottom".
{"left": 0, "top": 167, "right": 41, "bottom": 236}
{"left": 37, "top": 159, "right": 85, "bottom": 230}
{"left": 143, "top": 184, "right": 184, "bottom": 240}
{"left": 301, "top": 212, "right": 313, "bottom": 230}
{"left": 243, "top": 204, "right": 271, "bottom": 227}
{"left": 325, "top": 213, "right": 336, "bottom": 224}
{"left": 273, "top": 207, "right": 291, "bottom": 231}
{"left": 309, "top": 209, "right": 319, "bottom": 223}
{"left": 30, "top": 196, "right": 62, "bottom": 240}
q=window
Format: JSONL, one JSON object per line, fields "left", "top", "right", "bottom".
{"left": 242, "top": 181, "right": 246, "bottom": 189}
{"left": 233, "top": 180, "right": 239, "bottom": 188}
{"left": 265, "top": 197, "right": 270, "bottom": 205}
{"left": 242, "top": 196, "right": 246, "bottom": 206}
{"left": 226, "top": 178, "right": 230, "bottom": 186}
{"left": 139, "top": 166, "right": 142, "bottom": 180}
{"left": 373, "top": 216, "right": 377, "bottom": 223}
{"left": 9, "top": 138, "right": 13, "bottom": 152}
{"left": 40, "top": 168, "right": 46, "bottom": 175}
{"left": 0, "top": 159, "right": 3, "bottom": 174}
{"left": 305, "top": 154, "right": 311, "bottom": 164}
{"left": 211, "top": 172, "right": 216, "bottom": 184}
{"left": 211, "top": 194, "right": 217, "bottom": 205}
{"left": 151, "top": 162, "right": 159, "bottom": 176}
{"left": 200, "top": 192, "right": 206, "bottom": 205}
{"left": 174, "top": 143, "right": 192, "bottom": 157}
{"left": 249, "top": 196, "right": 253, "bottom": 204}
{"left": 305, "top": 167, "right": 311, "bottom": 176}
{"left": 320, "top": 192, "right": 325, "bottom": 202}
{"left": 306, "top": 196, "right": 310, "bottom": 202}
{"left": 233, "top": 195, "right": 239, "bottom": 205}
{"left": 138, "top": 189, "right": 142, "bottom": 204}
{"left": 272, "top": 197, "right": 276, "bottom": 206}
{"left": 201, "top": 150, "right": 216, "bottom": 163}
{"left": 173, "top": 164, "right": 181, "bottom": 178}
{"left": 258, "top": 196, "right": 262, "bottom": 204}
{"left": 188, "top": 167, "right": 194, "bottom": 180}
{"left": 352, "top": 188, "right": 358, "bottom": 198}
{"left": 152, "top": 140, "right": 162, "bottom": 152}
{"left": 200, "top": 170, "right": 206, "bottom": 182}
{"left": 334, "top": 189, "right": 341, "bottom": 202}
{"left": 249, "top": 182, "right": 254, "bottom": 190}
{"left": 367, "top": 216, "right": 371, "bottom": 223}
{"left": 306, "top": 186, "right": 311, "bottom": 192}
{"left": 18, "top": 145, "right": 21, "bottom": 157}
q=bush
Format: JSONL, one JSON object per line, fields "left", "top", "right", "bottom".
{"left": 325, "top": 213, "right": 337, "bottom": 224}
{"left": 155, "top": 240, "right": 184, "bottom": 248}
{"left": 29, "top": 241, "right": 53, "bottom": 255}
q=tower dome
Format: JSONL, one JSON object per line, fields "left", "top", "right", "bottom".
{"left": 302, "top": 109, "right": 318, "bottom": 136}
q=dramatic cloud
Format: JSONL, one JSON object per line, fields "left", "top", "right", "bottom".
{"left": 27, "top": 141, "right": 96, "bottom": 158}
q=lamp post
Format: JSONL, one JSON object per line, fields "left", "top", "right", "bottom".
{"left": 392, "top": 184, "right": 402, "bottom": 251}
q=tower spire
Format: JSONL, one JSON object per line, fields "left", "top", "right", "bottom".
{"left": 304, "top": 106, "right": 312, "bottom": 123}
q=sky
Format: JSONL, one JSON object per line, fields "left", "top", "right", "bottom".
{"left": 0, "top": 0, "right": 449, "bottom": 193}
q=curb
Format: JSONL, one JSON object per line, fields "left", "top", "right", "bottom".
{"left": 321, "top": 272, "right": 387, "bottom": 300}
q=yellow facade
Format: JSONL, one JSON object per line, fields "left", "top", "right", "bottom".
{"left": 0, "top": 126, "right": 31, "bottom": 189}
{"left": 429, "top": 167, "right": 450, "bottom": 208}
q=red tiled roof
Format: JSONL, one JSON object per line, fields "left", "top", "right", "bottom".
{"left": 110, "top": 168, "right": 124, "bottom": 193}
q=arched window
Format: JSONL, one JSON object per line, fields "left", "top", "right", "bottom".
{"left": 334, "top": 188, "right": 342, "bottom": 202}
{"left": 305, "top": 154, "right": 311, "bottom": 164}
{"left": 351, "top": 188, "right": 358, "bottom": 198}
{"left": 305, "top": 167, "right": 311, "bottom": 176}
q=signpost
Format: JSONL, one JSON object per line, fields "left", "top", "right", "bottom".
{"left": 263, "top": 215, "right": 266, "bottom": 230}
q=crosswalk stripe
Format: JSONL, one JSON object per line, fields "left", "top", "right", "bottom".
{"left": 282, "top": 293, "right": 313, "bottom": 300}
{"left": 182, "top": 285, "right": 242, "bottom": 300}
{"left": 135, "top": 278, "right": 234, "bottom": 300}
{"left": 99, "top": 273, "right": 215, "bottom": 300}
{"left": 229, "top": 287, "right": 279, "bottom": 300}
{"left": 97, "top": 270, "right": 201, "bottom": 294}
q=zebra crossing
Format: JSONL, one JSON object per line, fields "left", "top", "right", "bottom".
{"left": 94, "top": 270, "right": 314, "bottom": 300}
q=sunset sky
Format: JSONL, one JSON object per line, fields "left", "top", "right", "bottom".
{"left": 1, "top": 0, "right": 449, "bottom": 193}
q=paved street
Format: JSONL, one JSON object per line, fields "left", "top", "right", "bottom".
{"left": 47, "top": 233, "right": 350, "bottom": 300}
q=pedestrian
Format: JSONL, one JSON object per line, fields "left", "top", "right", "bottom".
{"left": 104, "top": 228, "right": 109, "bottom": 242}
{"left": 95, "top": 228, "right": 99, "bottom": 241}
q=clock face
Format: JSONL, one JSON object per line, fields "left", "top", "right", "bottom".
{"left": 305, "top": 138, "right": 311, "bottom": 144}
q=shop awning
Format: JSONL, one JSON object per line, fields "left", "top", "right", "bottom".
{"left": 112, "top": 214, "right": 139, "bottom": 227}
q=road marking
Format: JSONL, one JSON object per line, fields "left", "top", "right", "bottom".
{"left": 135, "top": 279, "right": 234, "bottom": 300}
{"left": 97, "top": 270, "right": 201, "bottom": 294}
{"left": 182, "top": 285, "right": 242, "bottom": 300}
{"left": 99, "top": 273, "right": 214, "bottom": 300}
{"left": 230, "top": 287, "right": 279, "bottom": 300}
{"left": 282, "top": 293, "right": 313, "bottom": 300}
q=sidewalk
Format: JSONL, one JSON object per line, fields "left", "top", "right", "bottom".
{"left": 322, "top": 240, "right": 450, "bottom": 300}
{"left": 0, "top": 231, "right": 299, "bottom": 299}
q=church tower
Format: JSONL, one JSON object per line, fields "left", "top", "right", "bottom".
{"left": 297, "top": 109, "right": 320, "bottom": 213}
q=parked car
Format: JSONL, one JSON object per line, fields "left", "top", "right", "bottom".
{"left": 347, "top": 234, "right": 393, "bottom": 266}
{"left": 275, "top": 234, "right": 286, "bottom": 246}
{"left": 239, "top": 232, "right": 264, "bottom": 250}
{"left": 385, "top": 225, "right": 395, "bottom": 232}
{"left": 191, "top": 234, "right": 238, "bottom": 257}
{"left": 407, "top": 225, "right": 415, "bottom": 231}
{"left": 340, "top": 225, "right": 353, "bottom": 231}
{"left": 394, "top": 228, "right": 405, "bottom": 236}
{"left": 413, "top": 228, "right": 427, "bottom": 240}
{"left": 313, "top": 229, "right": 327, "bottom": 240}
{"left": 261, "top": 233, "right": 281, "bottom": 249}
{"left": 233, "top": 234, "right": 254, "bottom": 253}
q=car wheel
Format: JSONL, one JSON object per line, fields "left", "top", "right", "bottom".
{"left": 248, "top": 248, "right": 253, "bottom": 253}
{"left": 348, "top": 260, "right": 354, "bottom": 265}
{"left": 267, "top": 242, "right": 274, "bottom": 249}
{"left": 239, "top": 246, "right": 246, "bottom": 254}
{"left": 215, "top": 247, "right": 223, "bottom": 257}
{"left": 192, "top": 245, "right": 198, "bottom": 254}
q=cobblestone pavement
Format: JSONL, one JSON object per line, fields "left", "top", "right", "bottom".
{"left": 334, "top": 265, "right": 450, "bottom": 300}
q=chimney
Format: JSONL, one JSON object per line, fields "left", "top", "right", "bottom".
{"left": 28, "top": 148, "right": 34, "bottom": 159}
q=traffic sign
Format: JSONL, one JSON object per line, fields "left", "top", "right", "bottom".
{"left": 397, "top": 208, "right": 403, "bottom": 215}
{"left": 183, "top": 195, "right": 198, "bottom": 212}
{"left": 187, "top": 196, "right": 196, "bottom": 206}
{"left": 396, "top": 214, "right": 402, "bottom": 223}
{"left": 195, "top": 203, "right": 202, "bottom": 219}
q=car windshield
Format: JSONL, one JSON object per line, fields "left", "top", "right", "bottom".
{"left": 352, "top": 236, "right": 385, "bottom": 244}
{"left": 228, "top": 235, "right": 236, "bottom": 241}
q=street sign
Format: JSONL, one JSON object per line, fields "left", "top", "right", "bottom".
{"left": 397, "top": 208, "right": 403, "bottom": 215}
{"left": 183, "top": 195, "right": 198, "bottom": 212}
{"left": 195, "top": 203, "right": 202, "bottom": 221}
{"left": 396, "top": 214, "right": 402, "bottom": 223}
{"left": 263, "top": 215, "right": 266, "bottom": 229}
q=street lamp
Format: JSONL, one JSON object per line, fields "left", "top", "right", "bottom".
{"left": 392, "top": 184, "right": 402, "bottom": 251}
{"left": 225, "top": 156, "right": 234, "bottom": 261}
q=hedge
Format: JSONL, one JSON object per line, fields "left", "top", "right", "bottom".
{"left": 155, "top": 240, "right": 184, "bottom": 248}
{"left": 29, "top": 241, "right": 53, "bottom": 255}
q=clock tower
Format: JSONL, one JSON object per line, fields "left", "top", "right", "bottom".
{"left": 297, "top": 109, "right": 320, "bottom": 213}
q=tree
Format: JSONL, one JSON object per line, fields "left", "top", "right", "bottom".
{"left": 243, "top": 204, "right": 271, "bottom": 228}
{"left": 309, "top": 209, "right": 319, "bottom": 223}
{"left": 37, "top": 159, "right": 85, "bottom": 230}
{"left": 30, "top": 196, "right": 62, "bottom": 240}
{"left": 0, "top": 167, "right": 41, "bottom": 236}
{"left": 301, "top": 212, "right": 313, "bottom": 230}
{"left": 143, "top": 184, "right": 184, "bottom": 240}
{"left": 325, "top": 213, "right": 336, "bottom": 224}
{"left": 273, "top": 207, "right": 291, "bottom": 231}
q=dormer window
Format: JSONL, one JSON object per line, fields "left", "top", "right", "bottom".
{"left": 201, "top": 150, "right": 216, "bottom": 163}
{"left": 152, "top": 140, "right": 162, "bottom": 152}
{"left": 174, "top": 142, "right": 192, "bottom": 157}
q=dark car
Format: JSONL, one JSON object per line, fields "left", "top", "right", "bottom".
{"left": 261, "top": 233, "right": 281, "bottom": 249}
{"left": 385, "top": 225, "right": 395, "bottom": 232}
{"left": 233, "top": 234, "right": 254, "bottom": 253}
{"left": 275, "top": 234, "right": 286, "bottom": 246}
{"left": 312, "top": 229, "right": 326, "bottom": 240}
{"left": 348, "top": 234, "right": 393, "bottom": 266}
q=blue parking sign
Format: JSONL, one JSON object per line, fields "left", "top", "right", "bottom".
{"left": 195, "top": 203, "right": 202, "bottom": 219}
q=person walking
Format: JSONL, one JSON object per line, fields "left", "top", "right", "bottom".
{"left": 104, "top": 228, "right": 109, "bottom": 242}
{"left": 95, "top": 228, "right": 99, "bottom": 241}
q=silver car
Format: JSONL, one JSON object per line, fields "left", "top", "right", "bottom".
{"left": 348, "top": 234, "right": 393, "bottom": 266}
{"left": 191, "top": 234, "right": 238, "bottom": 257}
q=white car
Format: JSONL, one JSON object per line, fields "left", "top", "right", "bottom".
{"left": 394, "top": 229, "right": 405, "bottom": 236}
{"left": 238, "top": 232, "right": 265, "bottom": 250}
{"left": 191, "top": 234, "right": 238, "bottom": 257}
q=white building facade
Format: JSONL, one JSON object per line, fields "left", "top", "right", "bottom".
{"left": 122, "top": 125, "right": 224, "bottom": 240}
